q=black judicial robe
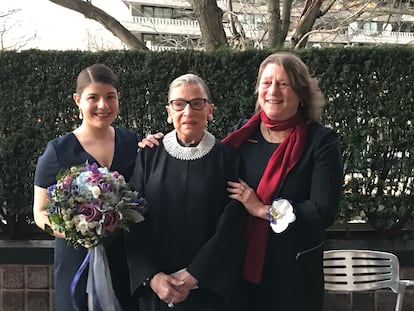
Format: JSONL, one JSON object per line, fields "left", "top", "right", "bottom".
{"left": 126, "top": 131, "right": 247, "bottom": 311}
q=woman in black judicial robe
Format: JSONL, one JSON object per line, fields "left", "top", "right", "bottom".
{"left": 125, "top": 74, "right": 247, "bottom": 311}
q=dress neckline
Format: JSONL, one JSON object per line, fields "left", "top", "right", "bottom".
{"left": 70, "top": 129, "right": 118, "bottom": 169}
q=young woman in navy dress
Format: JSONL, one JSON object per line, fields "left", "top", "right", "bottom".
{"left": 33, "top": 64, "right": 139, "bottom": 311}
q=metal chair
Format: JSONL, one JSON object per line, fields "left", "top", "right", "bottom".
{"left": 323, "top": 249, "right": 414, "bottom": 311}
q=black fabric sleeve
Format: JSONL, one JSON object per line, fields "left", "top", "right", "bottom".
{"left": 187, "top": 199, "right": 248, "bottom": 301}
{"left": 294, "top": 128, "right": 344, "bottom": 231}
{"left": 128, "top": 149, "right": 144, "bottom": 192}
{"left": 125, "top": 147, "right": 160, "bottom": 295}
{"left": 125, "top": 220, "right": 160, "bottom": 296}
{"left": 34, "top": 140, "right": 61, "bottom": 188}
{"left": 185, "top": 145, "right": 247, "bottom": 300}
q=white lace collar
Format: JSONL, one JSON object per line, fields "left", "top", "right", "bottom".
{"left": 163, "top": 130, "right": 216, "bottom": 161}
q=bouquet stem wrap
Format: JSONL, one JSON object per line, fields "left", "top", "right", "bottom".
{"left": 87, "top": 244, "right": 122, "bottom": 311}
{"left": 71, "top": 245, "right": 122, "bottom": 311}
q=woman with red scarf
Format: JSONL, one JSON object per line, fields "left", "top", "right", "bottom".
{"left": 223, "top": 52, "right": 343, "bottom": 310}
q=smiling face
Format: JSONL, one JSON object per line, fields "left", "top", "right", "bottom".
{"left": 166, "top": 83, "right": 213, "bottom": 144}
{"left": 73, "top": 82, "right": 119, "bottom": 129}
{"left": 257, "top": 63, "right": 300, "bottom": 121}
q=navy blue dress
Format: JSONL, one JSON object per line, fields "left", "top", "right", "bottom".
{"left": 34, "top": 128, "right": 139, "bottom": 311}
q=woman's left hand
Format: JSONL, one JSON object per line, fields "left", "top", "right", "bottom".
{"left": 227, "top": 179, "right": 267, "bottom": 220}
{"left": 170, "top": 269, "right": 198, "bottom": 294}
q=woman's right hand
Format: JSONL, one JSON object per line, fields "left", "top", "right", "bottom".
{"left": 138, "top": 132, "right": 164, "bottom": 148}
{"left": 33, "top": 186, "right": 65, "bottom": 238}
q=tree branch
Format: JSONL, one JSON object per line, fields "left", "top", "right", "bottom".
{"left": 48, "top": 0, "right": 148, "bottom": 50}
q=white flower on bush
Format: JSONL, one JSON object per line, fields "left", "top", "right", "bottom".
{"left": 268, "top": 199, "right": 296, "bottom": 233}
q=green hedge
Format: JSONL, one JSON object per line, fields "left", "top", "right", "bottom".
{"left": 0, "top": 47, "right": 413, "bottom": 238}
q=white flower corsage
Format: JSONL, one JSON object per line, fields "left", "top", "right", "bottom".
{"left": 267, "top": 199, "right": 296, "bottom": 233}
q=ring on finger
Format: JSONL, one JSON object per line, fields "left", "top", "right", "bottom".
{"left": 168, "top": 302, "right": 174, "bottom": 308}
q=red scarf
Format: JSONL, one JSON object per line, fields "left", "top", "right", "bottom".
{"left": 222, "top": 110, "right": 307, "bottom": 283}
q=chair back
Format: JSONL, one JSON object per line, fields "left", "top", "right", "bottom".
{"left": 323, "top": 249, "right": 400, "bottom": 293}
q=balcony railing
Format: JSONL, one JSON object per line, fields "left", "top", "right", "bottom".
{"left": 128, "top": 16, "right": 200, "bottom": 35}
{"left": 126, "top": 16, "right": 267, "bottom": 40}
{"left": 124, "top": 16, "right": 414, "bottom": 46}
{"left": 126, "top": 0, "right": 190, "bottom": 7}
{"left": 309, "top": 30, "right": 414, "bottom": 45}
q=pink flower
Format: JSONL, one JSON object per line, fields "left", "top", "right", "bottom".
{"left": 102, "top": 211, "right": 119, "bottom": 232}
{"left": 59, "top": 175, "right": 73, "bottom": 190}
{"left": 88, "top": 172, "right": 103, "bottom": 183}
{"left": 78, "top": 201, "right": 101, "bottom": 222}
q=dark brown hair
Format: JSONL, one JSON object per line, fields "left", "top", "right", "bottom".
{"left": 75, "top": 64, "right": 119, "bottom": 95}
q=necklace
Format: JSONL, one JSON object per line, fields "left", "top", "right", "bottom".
{"left": 261, "top": 123, "right": 289, "bottom": 143}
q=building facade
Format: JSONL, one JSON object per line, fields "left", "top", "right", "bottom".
{"left": 120, "top": 0, "right": 414, "bottom": 50}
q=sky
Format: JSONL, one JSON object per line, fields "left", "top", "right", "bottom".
{"left": 0, "top": 0, "right": 131, "bottom": 50}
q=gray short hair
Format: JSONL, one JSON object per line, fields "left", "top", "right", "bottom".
{"left": 168, "top": 73, "right": 211, "bottom": 102}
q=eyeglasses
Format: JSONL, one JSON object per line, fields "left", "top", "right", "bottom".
{"left": 169, "top": 98, "right": 208, "bottom": 111}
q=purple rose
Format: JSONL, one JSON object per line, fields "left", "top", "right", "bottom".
{"left": 98, "top": 180, "right": 114, "bottom": 193}
{"left": 102, "top": 210, "right": 119, "bottom": 232}
{"left": 78, "top": 202, "right": 101, "bottom": 222}
{"left": 80, "top": 162, "right": 99, "bottom": 173}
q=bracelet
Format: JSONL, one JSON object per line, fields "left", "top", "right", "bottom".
{"left": 142, "top": 275, "right": 153, "bottom": 287}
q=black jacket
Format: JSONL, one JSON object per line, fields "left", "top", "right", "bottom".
{"left": 235, "top": 120, "right": 343, "bottom": 311}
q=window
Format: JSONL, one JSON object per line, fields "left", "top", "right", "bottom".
{"left": 245, "top": 0, "right": 266, "bottom": 4}
{"left": 142, "top": 6, "right": 193, "bottom": 20}
{"left": 363, "top": 22, "right": 377, "bottom": 34}
{"left": 142, "top": 6, "right": 173, "bottom": 18}
{"left": 142, "top": 33, "right": 201, "bottom": 49}
{"left": 239, "top": 14, "right": 266, "bottom": 26}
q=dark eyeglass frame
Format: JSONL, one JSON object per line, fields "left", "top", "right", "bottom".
{"left": 169, "top": 98, "right": 208, "bottom": 111}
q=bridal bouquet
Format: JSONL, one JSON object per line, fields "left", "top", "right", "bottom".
{"left": 45, "top": 161, "right": 146, "bottom": 311}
